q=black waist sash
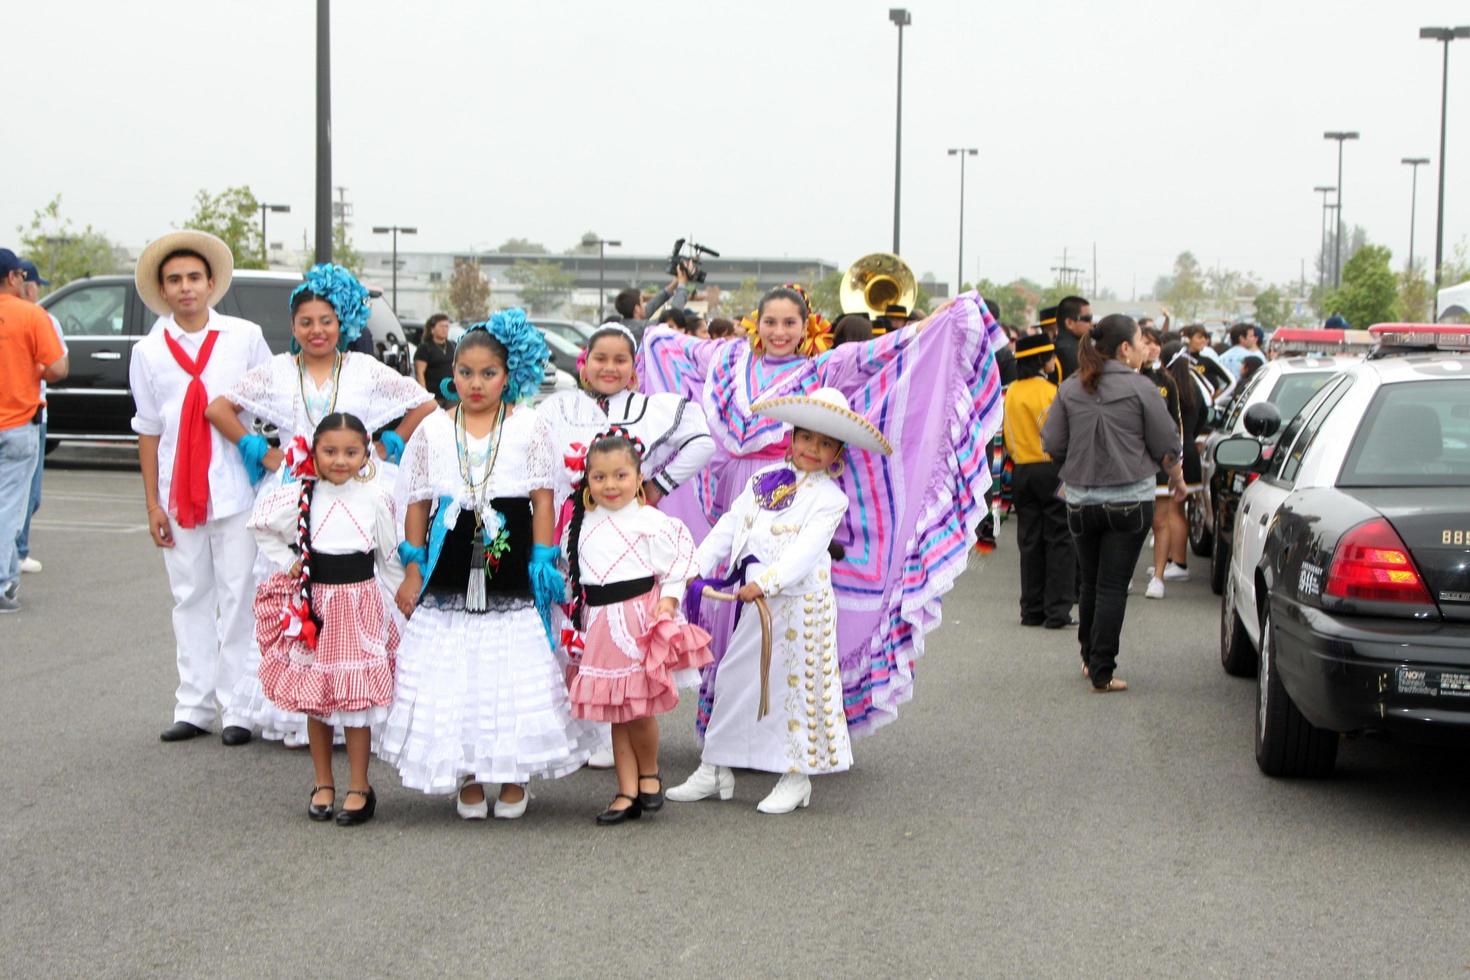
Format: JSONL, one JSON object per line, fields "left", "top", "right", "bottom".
{"left": 583, "top": 576, "right": 656, "bottom": 607}
{"left": 312, "top": 551, "right": 375, "bottom": 585}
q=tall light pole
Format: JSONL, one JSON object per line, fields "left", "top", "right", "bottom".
{"left": 889, "top": 8, "right": 911, "bottom": 254}
{"left": 258, "top": 203, "right": 290, "bottom": 266}
{"left": 1313, "top": 186, "right": 1335, "bottom": 294}
{"left": 371, "top": 225, "right": 417, "bottom": 312}
{"left": 1420, "top": 27, "right": 1470, "bottom": 287}
{"left": 580, "top": 235, "right": 622, "bottom": 320}
{"left": 1323, "top": 131, "right": 1359, "bottom": 287}
{"left": 947, "top": 148, "right": 977, "bottom": 294}
{"left": 1401, "top": 157, "right": 1430, "bottom": 272}
{"left": 315, "top": 0, "right": 332, "bottom": 264}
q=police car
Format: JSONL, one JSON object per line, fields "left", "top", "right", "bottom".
{"left": 1213, "top": 324, "right": 1470, "bottom": 776}
{"left": 1197, "top": 349, "right": 1360, "bottom": 594}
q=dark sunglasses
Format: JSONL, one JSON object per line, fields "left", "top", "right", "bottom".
{"left": 1077, "top": 314, "right": 1093, "bottom": 322}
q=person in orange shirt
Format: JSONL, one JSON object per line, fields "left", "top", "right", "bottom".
{"left": 0, "top": 248, "right": 68, "bottom": 612}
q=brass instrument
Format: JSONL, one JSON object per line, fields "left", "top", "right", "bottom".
{"left": 839, "top": 252, "right": 918, "bottom": 318}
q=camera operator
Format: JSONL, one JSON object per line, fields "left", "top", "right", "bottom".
{"left": 614, "top": 260, "right": 692, "bottom": 342}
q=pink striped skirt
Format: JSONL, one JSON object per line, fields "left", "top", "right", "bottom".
{"left": 568, "top": 588, "right": 712, "bottom": 724}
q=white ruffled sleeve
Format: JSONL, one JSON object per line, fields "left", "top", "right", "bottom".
{"left": 248, "top": 482, "right": 303, "bottom": 570}
{"left": 398, "top": 419, "right": 438, "bottom": 507}
{"left": 524, "top": 407, "right": 556, "bottom": 492}
{"left": 355, "top": 354, "right": 435, "bottom": 432}
{"left": 649, "top": 394, "right": 714, "bottom": 495}
{"left": 640, "top": 508, "right": 699, "bottom": 601}
{"left": 227, "top": 355, "right": 293, "bottom": 428}
{"left": 371, "top": 486, "right": 405, "bottom": 595}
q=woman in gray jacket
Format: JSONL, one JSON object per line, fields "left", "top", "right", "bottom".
{"left": 1041, "top": 315, "right": 1185, "bottom": 691}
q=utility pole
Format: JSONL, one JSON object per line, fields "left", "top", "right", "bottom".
{"left": 314, "top": 0, "right": 332, "bottom": 265}
{"left": 889, "top": 8, "right": 911, "bottom": 254}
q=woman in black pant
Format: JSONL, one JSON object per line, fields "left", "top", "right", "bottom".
{"left": 1041, "top": 315, "right": 1185, "bottom": 692}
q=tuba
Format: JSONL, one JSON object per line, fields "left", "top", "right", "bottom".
{"left": 839, "top": 252, "right": 918, "bottom": 318}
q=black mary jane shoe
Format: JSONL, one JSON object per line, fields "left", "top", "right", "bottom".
{"left": 159, "top": 721, "right": 208, "bottom": 742}
{"left": 308, "top": 785, "right": 336, "bottom": 822}
{"left": 595, "top": 794, "right": 644, "bottom": 826}
{"left": 637, "top": 773, "right": 664, "bottom": 812}
{"left": 335, "top": 787, "right": 377, "bottom": 826}
{"left": 221, "top": 726, "right": 253, "bottom": 746}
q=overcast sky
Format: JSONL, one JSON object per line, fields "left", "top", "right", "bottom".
{"left": 8, "top": 0, "right": 1469, "bottom": 298}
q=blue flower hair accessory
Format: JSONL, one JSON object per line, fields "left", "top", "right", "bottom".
{"left": 291, "top": 264, "right": 372, "bottom": 352}
{"left": 463, "top": 308, "right": 549, "bottom": 403}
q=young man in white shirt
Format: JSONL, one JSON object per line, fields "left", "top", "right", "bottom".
{"left": 128, "top": 231, "right": 271, "bottom": 745}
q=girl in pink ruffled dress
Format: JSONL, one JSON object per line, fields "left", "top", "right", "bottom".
{"left": 563, "top": 428, "right": 712, "bottom": 825}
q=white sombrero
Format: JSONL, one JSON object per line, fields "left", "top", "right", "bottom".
{"left": 134, "top": 230, "right": 234, "bottom": 315}
{"left": 753, "top": 387, "right": 893, "bottom": 455}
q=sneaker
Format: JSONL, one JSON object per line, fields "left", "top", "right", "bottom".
{"left": 1162, "top": 561, "right": 1190, "bottom": 582}
{"left": 0, "top": 592, "right": 18, "bottom": 614}
{"left": 1145, "top": 576, "right": 1165, "bottom": 600}
{"left": 18, "top": 557, "right": 41, "bottom": 574}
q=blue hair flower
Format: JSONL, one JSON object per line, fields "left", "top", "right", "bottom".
{"left": 291, "top": 264, "right": 372, "bottom": 352}
{"left": 462, "top": 308, "right": 549, "bottom": 403}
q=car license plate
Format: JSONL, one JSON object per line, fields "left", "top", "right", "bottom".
{"left": 1396, "top": 668, "right": 1470, "bottom": 697}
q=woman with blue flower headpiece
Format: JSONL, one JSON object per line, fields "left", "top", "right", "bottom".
{"left": 205, "top": 264, "right": 436, "bottom": 745}
{"left": 376, "top": 310, "right": 599, "bottom": 820}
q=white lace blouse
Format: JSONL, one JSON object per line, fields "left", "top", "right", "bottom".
{"left": 541, "top": 388, "right": 714, "bottom": 502}
{"left": 228, "top": 351, "right": 433, "bottom": 445}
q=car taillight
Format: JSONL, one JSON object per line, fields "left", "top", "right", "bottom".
{"left": 1324, "top": 518, "right": 1433, "bottom": 604}
{"left": 1245, "top": 472, "right": 1260, "bottom": 487}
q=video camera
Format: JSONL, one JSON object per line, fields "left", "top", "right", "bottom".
{"left": 667, "top": 237, "right": 720, "bottom": 284}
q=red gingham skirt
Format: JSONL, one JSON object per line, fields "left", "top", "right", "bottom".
{"left": 255, "top": 571, "right": 398, "bottom": 718}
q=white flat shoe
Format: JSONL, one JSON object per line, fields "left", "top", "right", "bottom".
{"left": 665, "top": 763, "right": 735, "bottom": 802}
{"left": 456, "top": 782, "right": 488, "bottom": 820}
{"left": 19, "top": 557, "right": 42, "bottom": 574}
{"left": 586, "top": 747, "right": 615, "bottom": 769}
{"left": 493, "top": 785, "right": 528, "bottom": 819}
{"left": 756, "top": 773, "right": 812, "bottom": 814}
{"left": 1145, "top": 576, "right": 1165, "bottom": 600}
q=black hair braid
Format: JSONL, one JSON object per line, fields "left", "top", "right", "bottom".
{"left": 296, "top": 476, "right": 322, "bottom": 633}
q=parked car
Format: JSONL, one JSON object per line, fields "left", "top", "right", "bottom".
{"left": 1196, "top": 353, "right": 1357, "bottom": 593}
{"left": 542, "top": 330, "right": 585, "bottom": 378}
{"left": 531, "top": 318, "right": 597, "bottom": 348}
{"left": 1215, "top": 324, "right": 1470, "bottom": 776}
{"left": 38, "top": 270, "right": 405, "bottom": 450}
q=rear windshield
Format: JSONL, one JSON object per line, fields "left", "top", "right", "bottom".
{"left": 1339, "top": 380, "right": 1470, "bottom": 487}
{"left": 1267, "top": 371, "right": 1333, "bottom": 423}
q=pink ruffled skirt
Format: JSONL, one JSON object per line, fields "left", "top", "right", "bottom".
{"left": 568, "top": 589, "right": 712, "bottom": 723}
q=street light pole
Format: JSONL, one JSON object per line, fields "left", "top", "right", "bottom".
{"left": 1401, "top": 158, "right": 1430, "bottom": 272}
{"left": 1313, "top": 186, "right": 1335, "bottom": 295}
{"left": 315, "top": 0, "right": 332, "bottom": 265}
{"left": 372, "top": 225, "right": 418, "bottom": 312}
{"left": 1420, "top": 27, "right": 1470, "bottom": 287}
{"left": 1323, "top": 131, "right": 1359, "bottom": 287}
{"left": 947, "top": 148, "right": 978, "bottom": 294}
{"left": 582, "top": 234, "right": 622, "bottom": 320}
{"left": 889, "top": 8, "right": 911, "bottom": 254}
{"left": 258, "top": 203, "right": 290, "bottom": 266}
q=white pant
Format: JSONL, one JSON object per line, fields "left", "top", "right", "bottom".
{"left": 160, "top": 510, "right": 256, "bottom": 729}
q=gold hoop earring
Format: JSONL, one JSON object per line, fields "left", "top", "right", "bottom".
{"left": 582, "top": 487, "right": 597, "bottom": 510}
{"left": 628, "top": 370, "right": 638, "bottom": 391}
{"left": 356, "top": 455, "right": 378, "bottom": 483}
{"left": 827, "top": 457, "right": 846, "bottom": 480}
{"left": 636, "top": 483, "right": 648, "bottom": 505}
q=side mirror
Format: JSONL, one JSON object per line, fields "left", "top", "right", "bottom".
{"left": 1242, "top": 402, "right": 1281, "bottom": 438}
{"left": 1214, "top": 436, "right": 1264, "bottom": 469}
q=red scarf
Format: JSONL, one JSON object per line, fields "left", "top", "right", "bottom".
{"left": 162, "top": 328, "right": 220, "bottom": 529}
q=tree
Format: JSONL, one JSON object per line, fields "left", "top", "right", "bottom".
{"left": 718, "top": 276, "right": 762, "bottom": 320}
{"left": 15, "top": 195, "right": 121, "bottom": 294}
{"left": 496, "top": 238, "right": 547, "bottom": 254}
{"left": 1438, "top": 238, "right": 1470, "bottom": 287}
{"left": 506, "top": 259, "right": 573, "bottom": 313}
{"left": 807, "top": 271, "right": 843, "bottom": 320}
{"left": 570, "top": 232, "right": 602, "bottom": 255}
{"left": 974, "top": 278, "right": 1038, "bottom": 326}
{"left": 1395, "top": 261, "right": 1433, "bottom": 323}
{"left": 1253, "top": 286, "right": 1286, "bottom": 330}
{"left": 184, "top": 185, "right": 266, "bottom": 270}
{"left": 332, "top": 222, "right": 363, "bottom": 276}
{"left": 1162, "top": 251, "right": 1207, "bottom": 319}
{"left": 1321, "top": 244, "right": 1396, "bottom": 329}
{"left": 446, "top": 257, "right": 490, "bottom": 322}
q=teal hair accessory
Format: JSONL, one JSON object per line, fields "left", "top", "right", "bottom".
{"left": 290, "top": 264, "right": 372, "bottom": 352}
{"left": 460, "top": 308, "right": 549, "bottom": 403}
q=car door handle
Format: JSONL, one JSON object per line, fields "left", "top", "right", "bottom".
{"left": 1259, "top": 515, "right": 1268, "bottom": 526}
{"left": 90, "top": 351, "right": 122, "bottom": 361}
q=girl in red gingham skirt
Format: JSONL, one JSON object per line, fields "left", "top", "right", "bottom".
{"left": 249, "top": 412, "right": 404, "bottom": 826}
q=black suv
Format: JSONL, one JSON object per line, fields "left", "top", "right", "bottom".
{"left": 38, "top": 270, "right": 407, "bottom": 449}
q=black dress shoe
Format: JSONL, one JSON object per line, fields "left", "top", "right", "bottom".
{"left": 308, "top": 785, "right": 336, "bottom": 821}
{"left": 596, "top": 794, "right": 643, "bottom": 825}
{"left": 637, "top": 773, "right": 664, "bottom": 812}
{"left": 221, "top": 726, "right": 252, "bottom": 746}
{"left": 159, "top": 721, "right": 207, "bottom": 742}
{"left": 335, "top": 787, "right": 376, "bottom": 826}
{"left": 1043, "top": 616, "right": 1080, "bottom": 629}
{"left": 1020, "top": 617, "right": 1045, "bottom": 627}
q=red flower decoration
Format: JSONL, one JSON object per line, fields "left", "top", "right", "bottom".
{"left": 284, "top": 435, "right": 316, "bottom": 479}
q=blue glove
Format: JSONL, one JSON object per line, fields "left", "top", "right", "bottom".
{"left": 237, "top": 434, "right": 270, "bottom": 484}
{"left": 397, "top": 541, "right": 427, "bottom": 571}
{"left": 379, "top": 430, "right": 405, "bottom": 465}
{"left": 528, "top": 543, "right": 565, "bottom": 649}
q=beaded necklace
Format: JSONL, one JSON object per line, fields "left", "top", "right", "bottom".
{"left": 297, "top": 352, "right": 343, "bottom": 427}
{"left": 454, "top": 402, "right": 510, "bottom": 610}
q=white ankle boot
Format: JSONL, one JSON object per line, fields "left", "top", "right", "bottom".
{"left": 665, "top": 763, "right": 735, "bottom": 802}
{"left": 756, "top": 773, "right": 812, "bottom": 814}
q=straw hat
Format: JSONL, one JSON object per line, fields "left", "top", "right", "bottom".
{"left": 752, "top": 387, "right": 893, "bottom": 455}
{"left": 134, "top": 230, "right": 234, "bottom": 315}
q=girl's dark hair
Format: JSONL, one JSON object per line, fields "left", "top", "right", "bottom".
{"left": 1162, "top": 340, "right": 1201, "bottom": 415}
{"left": 564, "top": 431, "right": 645, "bottom": 629}
{"left": 455, "top": 327, "right": 509, "bottom": 365}
{"left": 1141, "top": 326, "right": 1163, "bottom": 346}
{"left": 832, "top": 314, "right": 874, "bottom": 347}
{"left": 1015, "top": 350, "right": 1051, "bottom": 380}
{"left": 1076, "top": 314, "right": 1138, "bottom": 394}
{"left": 757, "top": 286, "right": 809, "bottom": 323}
{"left": 587, "top": 324, "right": 636, "bottom": 358}
{"left": 295, "top": 412, "right": 369, "bottom": 638}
